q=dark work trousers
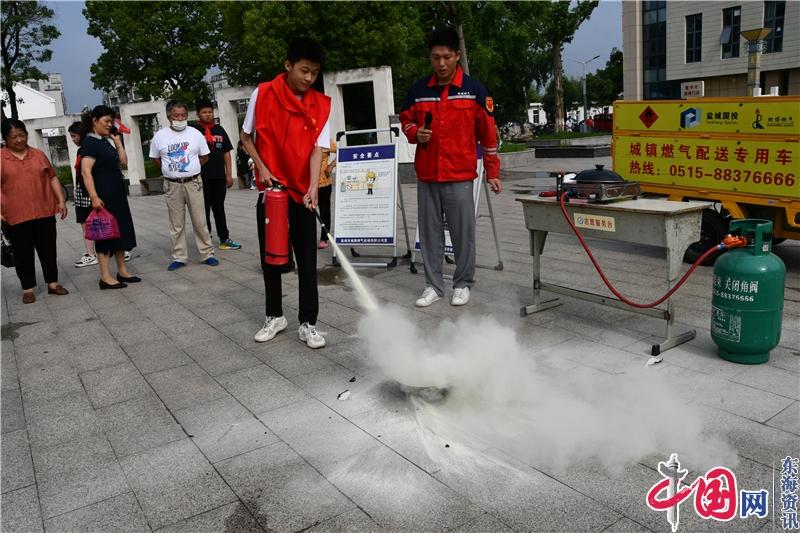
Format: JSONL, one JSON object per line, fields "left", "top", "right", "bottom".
{"left": 6, "top": 216, "right": 59, "bottom": 290}
{"left": 318, "top": 185, "right": 332, "bottom": 242}
{"left": 256, "top": 193, "right": 319, "bottom": 325}
{"left": 202, "top": 178, "right": 229, "bottom": 242}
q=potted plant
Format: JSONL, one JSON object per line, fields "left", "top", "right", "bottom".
{"left": 140, "top": 158, "right": 165, "bottom": 195}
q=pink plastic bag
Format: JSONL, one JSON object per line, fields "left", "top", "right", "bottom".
{"left": 84, "top": 208, "right": 120, "bottom": 241}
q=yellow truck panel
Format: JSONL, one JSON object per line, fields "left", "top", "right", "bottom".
{"left": 613, "top": 96, "right": 800, "bottom": 258}
{"left": 614, "top": 98, "right": 800, "bottom": 136}
{"left": 613, "top": 135, "right": 799, "bottom": 200}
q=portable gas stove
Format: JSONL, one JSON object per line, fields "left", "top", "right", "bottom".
{"left": 560, "top": 165, "right": 640, "bottom": 203}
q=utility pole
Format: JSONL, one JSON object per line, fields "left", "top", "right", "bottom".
{"left": 572, "top": 55, "right": 600, "bottom": 131}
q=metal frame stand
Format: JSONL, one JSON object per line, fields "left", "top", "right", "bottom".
{"left": 517, "top": 197, "right": 711, "bottom": 356}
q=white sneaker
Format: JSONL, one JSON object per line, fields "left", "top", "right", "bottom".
{"left": 415, "top": 287, "right": 441, "bottom": 307}
{"left": 74, "top": 253, "right": 98, "bottom": 268}
{"left": 124, "top": 251, "right": 132, "bottom": 262}
{"left": 451, "top": 287, "right": 470, "bottom": 306}
{"left": 254, "top": 316, "right": 288, "bottom": 342}
{"left": 298, "top": 322, "right": 326, "bottom": 349}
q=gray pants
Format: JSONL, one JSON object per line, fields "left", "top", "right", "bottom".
{"left": 417, "top": 180, "right": 475, "bottom": 296}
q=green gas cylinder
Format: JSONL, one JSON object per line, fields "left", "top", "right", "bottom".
{"left": 711, "top": 219, "right": 785, "bottom": 364}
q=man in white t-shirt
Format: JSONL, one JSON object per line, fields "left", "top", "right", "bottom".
{"left": 149, "top": 100, "right": 218, "bottom": 270}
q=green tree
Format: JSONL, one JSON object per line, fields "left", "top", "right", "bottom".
{"left": 0, "top": 1, "right": 60, "bottom": 119}
{"left": 217, "top": 1, "right": 427, "bottom": 112}
{"left": 586, "top": 47, "right": 623, "bottom": 107}
{"left": 536, "top": 0, "right": 598, "bottom": 132}
{"left": 407, "top": 1, "right": 550, "bottom": 124}
{"left": 468, "top": 1, "right": 551, "bottom": 124}
{"left": 84, "top": 1, "right": 218, "bottom": 102}
{"left": 542, "top": 76, "right": 582, "bottom": 128}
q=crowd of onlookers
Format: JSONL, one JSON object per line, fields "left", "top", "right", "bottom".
{"left": 0, "top": 97, "right": 337, "bottom": 305}
{"left": 2, "top": 30, "right": 499, "bottom": 355}
{"left": 0, "top": 100, "right": 245, "bottom": 302}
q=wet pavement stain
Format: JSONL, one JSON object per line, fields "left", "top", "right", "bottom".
{"left": 224, "top": 498, "right": 270, "bottom": 533}
{"left": 1, "top": 322, "right": 38, "bottom": 341}
{"left": 317, "top": 264, "right": 388, "bottom": 287}
{"left": 317, "top": 267, "right": 347, "bottom": 286}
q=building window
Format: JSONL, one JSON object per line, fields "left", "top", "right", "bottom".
{"left": 642, "top": 1, "right": 678, "bottom": 98}
{"left": 763, "top": 1, "right": 785, "bottom": 53}
{"left": 721, "top": 6, "right": 741, "bottom": 59}
{"left": 686, "top": 14, "right": 702, "bottom": 63}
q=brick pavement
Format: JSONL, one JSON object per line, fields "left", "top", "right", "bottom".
{"left": 1, "top": 173, "right": 798, "bottom": 532}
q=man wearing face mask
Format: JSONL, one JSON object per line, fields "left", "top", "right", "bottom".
{"left": 149, "top": 100, "right": 219, "bottom": 270}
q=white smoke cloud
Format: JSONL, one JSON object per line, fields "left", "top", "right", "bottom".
{"left": 357, "top": 305, "right": 736, "bottom": 473}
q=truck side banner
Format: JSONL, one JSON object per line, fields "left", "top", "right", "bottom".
{"left": 614, "top": 99, "right": 800, "bottom": 136}
{"left": 614, "top": 135, "right": 800, "bottom": 199}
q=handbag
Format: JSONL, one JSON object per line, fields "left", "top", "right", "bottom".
{"left": 84, "top": 207, "right": 121, "bottom": 241}
{"left": 1, "top": 228, "right": 14, "bottom": 268}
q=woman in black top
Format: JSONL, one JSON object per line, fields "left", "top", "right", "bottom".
{"left": 79, "top": 105, "right": 140, "bottom": 289}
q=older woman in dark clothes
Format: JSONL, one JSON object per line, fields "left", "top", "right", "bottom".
{"left": 0, "top": 118, "right": 69, "bottom": 304}
{"left": 78, "top": 105, "right": 140, "bottom": 289}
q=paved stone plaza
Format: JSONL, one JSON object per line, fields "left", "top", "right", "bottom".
{"left": 1, "top": 166, "right": 798, "bottom": 532}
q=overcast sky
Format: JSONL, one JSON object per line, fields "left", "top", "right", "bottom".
{"left": 42, "top": 0, "right": 622, "bottom": 115}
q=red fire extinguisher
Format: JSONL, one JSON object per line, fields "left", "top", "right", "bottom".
{"left": 264, "top": 185, "right": 290, "bottom": 265}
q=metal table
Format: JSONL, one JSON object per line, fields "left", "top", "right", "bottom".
{"left": 517, "top": 197, "right": 712, "bottom": 355}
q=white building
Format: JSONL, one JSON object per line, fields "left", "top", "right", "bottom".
{"left": 527, "top": 103, "right": 547, "bottom": 126}
{"left": 1, "top": 82, "right": 59, "bottom": 121}
{"left": 21, "top": 73, "right": 67, "bottom": 115}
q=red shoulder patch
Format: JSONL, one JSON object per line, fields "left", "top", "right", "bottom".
{"left": 485, "top": 96, "right": 494, "bottom": 113}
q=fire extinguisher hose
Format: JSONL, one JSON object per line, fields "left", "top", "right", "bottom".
{"left": 558, "top": 192, "right": 741, "bottom": 309}
{"left": 268, "top": 179, "right": 331, "bottom": 233}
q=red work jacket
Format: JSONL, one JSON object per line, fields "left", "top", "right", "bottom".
{"left": 399, "top": 67, "right": 500, "bottom": 182}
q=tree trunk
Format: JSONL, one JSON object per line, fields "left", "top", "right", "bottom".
{"left": 4, "top": 82, "right": 18, "bottom": 119}
{"left": 455, "top": 23, "right": 470, "bottom": 75}
{"left": 442, "top": 2, "right": 470, "bottom": 75}
{"left": 552, "top": 39, "right": 564, "bottom": 133}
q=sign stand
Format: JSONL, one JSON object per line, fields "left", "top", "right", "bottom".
{"left": 332, "top": 127, "right": 412, "bottom": 268}
{"left": 409, "top": 159, "right": 504, "bottom": 275}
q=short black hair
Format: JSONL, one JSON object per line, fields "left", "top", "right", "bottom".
{"left": 68, "top": 121, "right": 82, "bottom": 134}
{"left": 1, "top": 118, "right": 27, "bottom": 140}
{"left": 287, "top": 37, "right": 325, "bottom": 65}
{"left": 195, "top": 99, "right": 214, "bottom": 112}
{"left": 428, "top": 27, "right": 460, "bottom": 52}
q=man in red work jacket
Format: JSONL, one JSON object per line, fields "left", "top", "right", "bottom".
{"left": 240, "top": 38, "right": 331, "bottom": 349}
{"left": 400, "top": 27, "right": 501, "bottom": 308}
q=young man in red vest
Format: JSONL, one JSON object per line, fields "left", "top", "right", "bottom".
{"left": 240, "top": 38, "right": 331, "bottom": 349}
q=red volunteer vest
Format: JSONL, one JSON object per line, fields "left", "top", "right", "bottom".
{"left": 253, "top": 73, "right": 331, "bottom": 204}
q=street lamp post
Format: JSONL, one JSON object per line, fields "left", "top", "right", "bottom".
{"left": 571, "top": 55, "right": 600, "bottom": 131}
{"left": 740, "top": 28, "right": 772, "bottom": 96}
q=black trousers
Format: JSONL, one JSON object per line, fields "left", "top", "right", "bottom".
{"left": 202, "top": 178, "right": 229, "bottom": 241}
{"left": 256, "top": 194, "right": 318, "bottom": 325}
{"left": 318, "top": 185, "right": 332, "bottom": 241}
{"left": 6, "top": 216, "right": 58, "bottom": 290}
